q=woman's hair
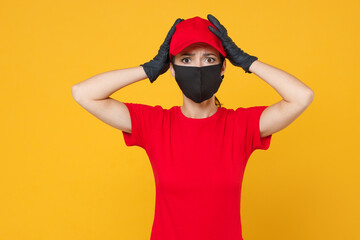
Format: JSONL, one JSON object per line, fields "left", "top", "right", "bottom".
{"left": 214, "top": 96, "right": 222, "bottom": 108}
{"left": 170, "top": 53, "right": 225, "bottom": 108}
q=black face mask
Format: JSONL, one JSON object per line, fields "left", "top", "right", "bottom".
{"left": 172, "top": 63, "right": 224, "bottom": 103}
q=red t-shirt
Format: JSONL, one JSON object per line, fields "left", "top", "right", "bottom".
{"left": 122, "top": 103, "right": 272, "bottom": 240}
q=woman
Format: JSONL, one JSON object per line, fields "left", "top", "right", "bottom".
{"left": 72, "top": 15, "right": 314, "bottom": 240}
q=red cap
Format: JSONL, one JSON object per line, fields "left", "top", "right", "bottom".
{"left": 169, "top": 16, "right": 227, "bottom": 58}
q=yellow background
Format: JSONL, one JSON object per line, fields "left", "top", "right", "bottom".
{"left": 1, "top": 0, "right": 359, "bottom": 239}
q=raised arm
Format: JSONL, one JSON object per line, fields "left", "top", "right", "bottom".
{"left": 249, "top": 60, "right": 314, "bottom": 138}
{"left": 71, "top": 18, "right": 184, "bottom": 133}
{"left": 207, "top": 14, "right": 314, "bottom": 138}
{"left": 71, "top": 66, "right": 147, "bottom": 133}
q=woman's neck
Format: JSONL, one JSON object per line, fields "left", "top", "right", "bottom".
{"left": 181, "top": 97, "right": 218, "bottom": 119}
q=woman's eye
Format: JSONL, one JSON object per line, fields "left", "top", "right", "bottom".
{"left": 205, "top": 57, "right": 215, "bottom": 63}
{"left": 181, "top": 58, "right": 191, "bottom": 63}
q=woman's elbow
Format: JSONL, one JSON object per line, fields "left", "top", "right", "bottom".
{"left": 71, "top": 84, "right": 83, "bottom": 102}
{"left": 304, "top": 89, "right": 314, "bottom": 105}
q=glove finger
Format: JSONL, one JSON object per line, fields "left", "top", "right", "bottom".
{"left": 157, "top": 18, "right": 184, "bottom": 62}
{"left": 164, "top": 18, "right": 184, "bottom": 43}
{"left": 207, "top": 14, "right": 227, "bottom": 34}
{"left": 208, "top": 25, "right": 224, "bottom": 41}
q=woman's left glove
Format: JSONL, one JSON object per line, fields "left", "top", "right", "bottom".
{"left": 140, "top": 18, "right": 184, "bottom": 83}
{"left": 207, "top": 14, "right": 258, "bottom": 74}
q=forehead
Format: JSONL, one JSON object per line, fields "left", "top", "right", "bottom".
{"left": 177, "top": 42, "right": 220, "bottom": 55}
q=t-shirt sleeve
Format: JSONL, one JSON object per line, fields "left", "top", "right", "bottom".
{"left": 243, "top": 106, "right": 272, "bottom": 160}
{"left": 121, "top": 102, "right": 159, "bottom": 149}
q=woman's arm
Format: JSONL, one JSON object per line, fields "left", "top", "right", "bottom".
{"left": 249, "top": 60, "right": 314, "bottom": 138}
{"left": 71, "top": 18, "right": 183, "bottom": 133}
{"left": 71, "top": 66, "right": 147, "bottom": 101}
{"left": 205, "top": 14, "right": 314, "bottom": 138}
{"left": 71, "top": 66, "right": 147, "bottom": 133}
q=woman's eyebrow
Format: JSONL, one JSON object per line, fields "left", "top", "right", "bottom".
{"left": 203, "top": 53, "right": 217, "bottom": 56}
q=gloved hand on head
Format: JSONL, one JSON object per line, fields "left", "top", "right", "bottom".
{"left": 207, "top": 14, "right": 258, "bottom": 73}
{"left": 140, "top": 18, "right": 184, "bottom": 83}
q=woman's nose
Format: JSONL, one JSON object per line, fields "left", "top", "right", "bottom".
{"left": 193, "top": 58, "right": 204, "bottom": 67}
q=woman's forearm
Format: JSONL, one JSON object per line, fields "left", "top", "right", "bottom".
{"left": 72, "top": 66, "right": 148, "bottom": 101}
{"left": 249, "top": 60, "right": 314, "bottom": 105}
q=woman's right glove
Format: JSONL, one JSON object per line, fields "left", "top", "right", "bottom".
{"left": 140, "top": 18, "right": 184, "bottom": 83}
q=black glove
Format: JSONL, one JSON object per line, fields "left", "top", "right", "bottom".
{"left": 207, "top": 14, "right": 258, "bottom": 73}
{"left": 140, "top": 18, "right": 184, "bottom": 83}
